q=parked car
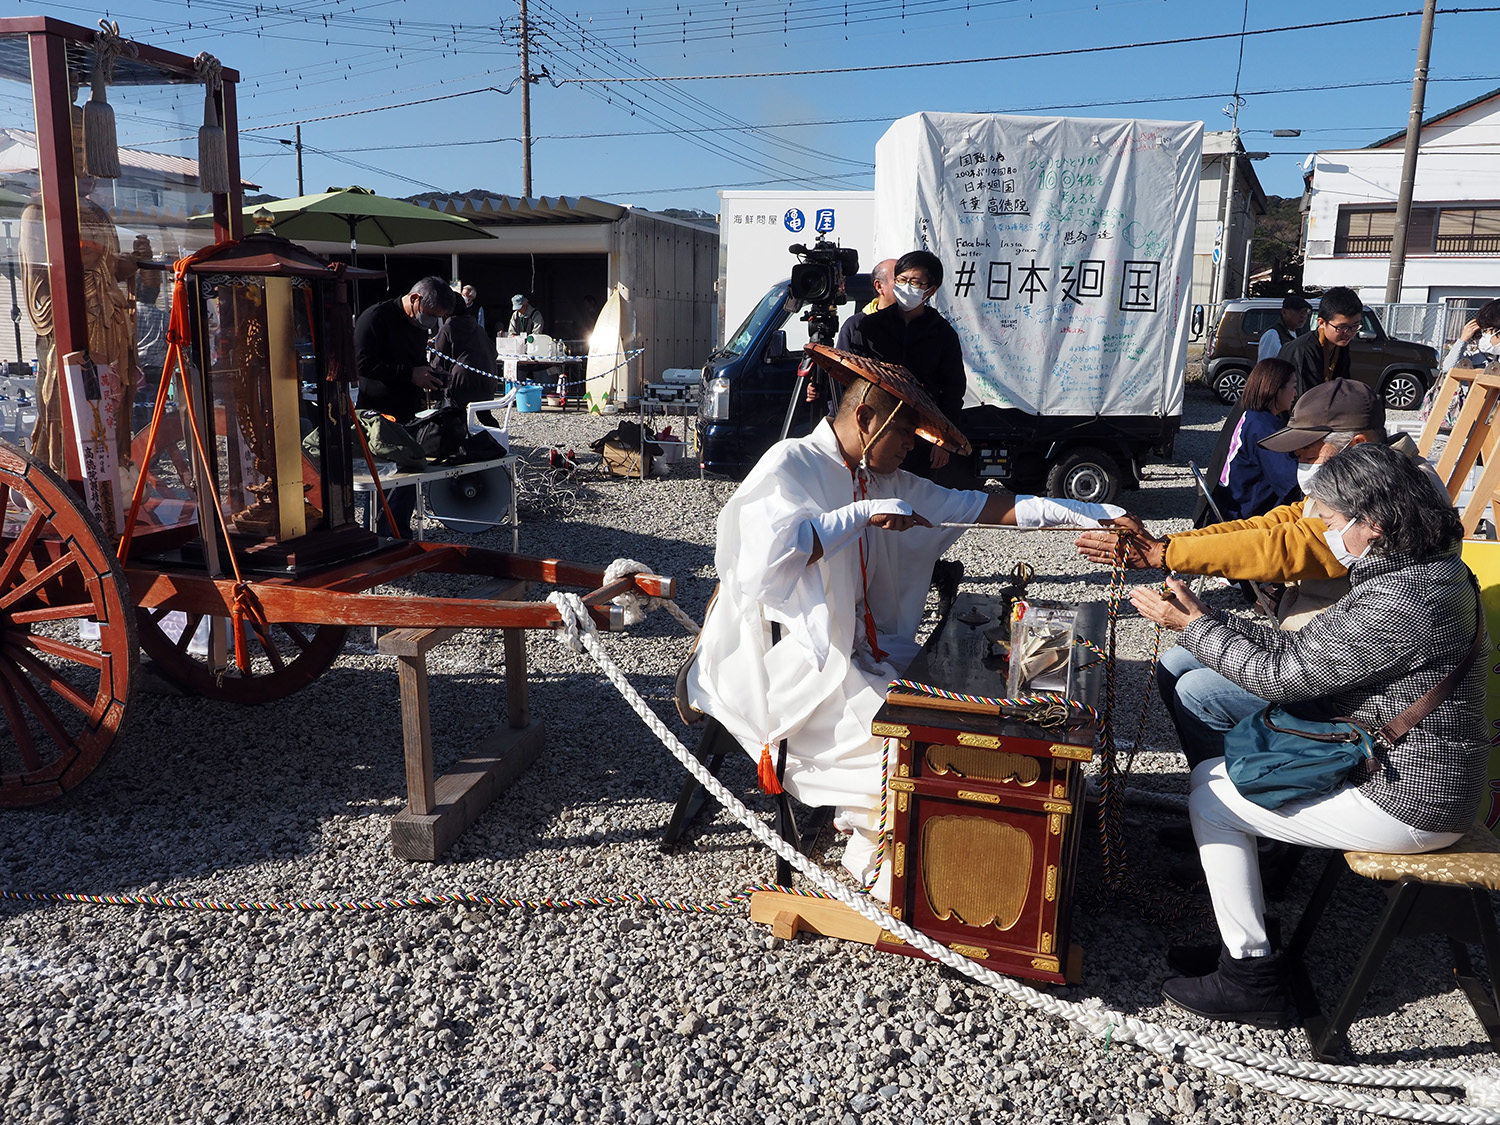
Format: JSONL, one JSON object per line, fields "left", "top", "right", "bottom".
{"left": 1205, "top": 298, "right": 1440, "bottom": 409}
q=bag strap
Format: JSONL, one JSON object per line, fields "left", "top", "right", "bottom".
{"left": 1260, "top": 706, "right": 1371, "bottom": 746}
{"left": 1378, "top": 573, "right": 1485, "bottom": 747}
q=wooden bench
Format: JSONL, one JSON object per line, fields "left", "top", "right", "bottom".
{"left": 377, "top": 577, "right": 546, "bottom": 861}
{"left": 1288, "top": 823, "right": 1500, "bottom": 1060}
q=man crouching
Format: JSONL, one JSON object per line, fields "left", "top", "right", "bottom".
{"left": 685, "top": 346, "right": 1125, "bottom": 898}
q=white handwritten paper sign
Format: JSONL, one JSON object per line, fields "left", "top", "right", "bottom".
{"left": 62, "top": 350, "right": 124, "bottom": 538}
{"left": 874, "top": 113, "right": 1202, "bottom": 419}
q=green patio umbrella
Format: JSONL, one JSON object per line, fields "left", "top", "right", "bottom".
{"left": 237, "top": 185, "right": 492, "bottom": 267}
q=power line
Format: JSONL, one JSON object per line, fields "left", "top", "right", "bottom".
{"left": 553, "top": 7, "right": 1500, "bottom": 83}
{"left": 133, "top": 70, "right": 1500, "bottom": 153}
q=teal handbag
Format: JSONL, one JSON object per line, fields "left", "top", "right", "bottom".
{"left": 1224, "top": 577, "right": 1484, "bottom": 810}
{"left": 1223, "top": 706, "right": 1376, "bottom": 810}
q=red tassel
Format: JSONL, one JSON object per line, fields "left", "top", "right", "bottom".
{"left": 757, "top": 744, "right": 784, "bottom": 795}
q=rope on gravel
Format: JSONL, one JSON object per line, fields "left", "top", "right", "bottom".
{"left": 0, "top": 890, "right": 751, "bottom": 914}
{"left": 542, "top": 591, "right": 1500, "bottom": 1123}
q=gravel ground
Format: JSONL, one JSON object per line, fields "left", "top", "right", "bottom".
{"left": 0, "top": 385, "right": 1486, "bottom": 1125}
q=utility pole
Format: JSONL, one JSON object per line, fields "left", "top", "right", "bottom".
{"left": 280, "top": 128, "right": 306, "bottom": 196}
{"left": 1385, "top": 0, "right": 1437, "bottom": 304}
{"left": 519, "top": 0, "right": 533, "bottom": 198}
{"left": 1214, "top": 138, "right": 1239, "bottom": 306}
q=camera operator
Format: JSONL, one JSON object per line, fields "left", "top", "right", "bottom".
{"left": 835, "top": 257, "right": 897, "bottom": 351}
{"left": 840, "top": 250, "right": 966, "bottom": 478}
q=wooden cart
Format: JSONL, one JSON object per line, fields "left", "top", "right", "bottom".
{"left": 0, "top": 18, "right": 669, "bottom": 818}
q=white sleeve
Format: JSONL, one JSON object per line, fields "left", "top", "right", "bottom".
{"left": 1014, "top": 494, "right": 1125, "bottom": 529}
{"left": 808, "top": 499, "right": 912, "bottom": 560}
{"left": 1443, "top": 339, "right": 1468, "bottom": 371}
{"left": 1257, "top": 328, "right": 1281, "bottom": 363}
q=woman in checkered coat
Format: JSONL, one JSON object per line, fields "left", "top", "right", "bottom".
{"left": 1131, "top": 440, "right": 1486, "bottom": 1028}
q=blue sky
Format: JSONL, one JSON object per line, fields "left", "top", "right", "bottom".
{"left": 29, "top": 0, "right": 1500, "bottom": 210}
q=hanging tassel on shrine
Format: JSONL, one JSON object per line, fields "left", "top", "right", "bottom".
{"left": 194, "top": 52, "right": 231, "bottom": 195}
{"left": 83, "top": 20, "right": 133, "bottom": 179}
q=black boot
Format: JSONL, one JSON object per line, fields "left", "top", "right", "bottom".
{"left": 1167, "top": 917, "right": 1281, "bottom": 977}
{"left": 1162, "top": 947, "right": 1293, "bottom": 1028}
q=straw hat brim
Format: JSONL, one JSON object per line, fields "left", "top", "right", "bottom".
{"left": 804, "top": 343, "right": 972, "bottom": 456}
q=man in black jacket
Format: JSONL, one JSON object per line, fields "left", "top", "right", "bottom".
{"left": 354, "top": 276, "right": 454, "bottom": 422}
{"left": 353, "top": 276, "right": 454, "bottom": 536}
{"left": 1278, "top": 286, "right": 1362, "bottom": 397}
{"left": 842, "top": 249, "right": 966, "bottom": 479}
{"left": 429, "top": 300, "right": 497, "bottom": 410}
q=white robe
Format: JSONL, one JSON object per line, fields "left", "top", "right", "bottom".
{"left": 686, "top": 420, "right": 986, "bottom": 858}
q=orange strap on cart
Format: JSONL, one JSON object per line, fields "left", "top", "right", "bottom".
{"left": 118, "top": 243, "right": 234, "bottom": 564}
{"left": 116, "top": 243, "right": 266, "bottom": 672}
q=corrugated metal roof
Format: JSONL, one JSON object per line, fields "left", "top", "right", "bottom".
{"left": 417, "top": 194, "right": 627, "bottom": 225}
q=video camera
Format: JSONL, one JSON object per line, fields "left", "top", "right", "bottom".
{"left": 787, "top": 240, "right": 860, "bottom": 346}
{"left": 778, "top": 241, "right": 861, "bottom": 442}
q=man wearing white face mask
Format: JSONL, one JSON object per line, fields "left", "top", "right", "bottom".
{"left": 841, "top": 250, "right": 967, "bottom": 480}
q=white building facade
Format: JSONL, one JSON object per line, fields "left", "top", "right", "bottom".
{"left": 1302, "top": 88, "right": 1500, "bottom": 315}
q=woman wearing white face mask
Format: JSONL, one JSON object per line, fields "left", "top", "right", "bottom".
{"left": 840, "top": 250, "right": 967, "bottom": 480}
{"left": 1423, "top": 300, "right": 1500, "bottom": 431}
{"left": 1131, "top": 440, "right": 1486, "bottom": 1027}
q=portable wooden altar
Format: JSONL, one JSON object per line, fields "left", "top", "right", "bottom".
{"left": 751, "top": 594, "right": 1103, "bottom": 985}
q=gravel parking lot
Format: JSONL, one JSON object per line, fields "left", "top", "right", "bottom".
{"left": 0, "top": 384, "right": 1484, "bottom": 1125}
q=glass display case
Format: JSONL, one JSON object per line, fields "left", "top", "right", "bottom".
{"left": 0, "top": 16, "right": 242, "bottom": 515}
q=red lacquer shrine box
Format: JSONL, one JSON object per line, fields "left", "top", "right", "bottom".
{"left": 870, "top": 594, "right": 1104, "bottom": 984}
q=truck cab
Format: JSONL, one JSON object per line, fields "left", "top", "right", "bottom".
{"left": 697, "top": 278, "right": 1179, "bottom": 502}
{"left": 697, "top": 276, "right": 873, "bottom": 479}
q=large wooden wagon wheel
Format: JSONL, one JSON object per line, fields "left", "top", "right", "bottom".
{"left": 0, "top": 443, "right": 136, "bottom": 807}
{"left": 136, "top": 609, "right": 347, "bottom": 705}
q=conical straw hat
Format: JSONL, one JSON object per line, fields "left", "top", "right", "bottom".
{"left": 804, "top": 343, "right": 972, "bottom": 456}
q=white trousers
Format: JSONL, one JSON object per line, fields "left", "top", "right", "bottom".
{"left": 1188, "top": 758, "right": 1461, "bottom": 958}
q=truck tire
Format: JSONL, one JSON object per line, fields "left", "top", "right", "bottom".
{"left": 1381, "top": 370, "right": 1426, "bottom": 410}
{"left": 1211, "top": 364, "right": 1249, "bottom": 405}
{"left": 1047, "top": 446, "right": 1124, "bottom": 505}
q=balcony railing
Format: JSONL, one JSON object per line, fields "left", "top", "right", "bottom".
{"left": 1434, "top": 234, "right": 1500, "bottom": 254}
{"left": 1339, "top": 235, "right": 1393, "bottom": 255}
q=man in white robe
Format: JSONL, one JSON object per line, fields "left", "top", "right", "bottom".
{"left": 686, "top": 366, "right": 1121, "bottom": 896}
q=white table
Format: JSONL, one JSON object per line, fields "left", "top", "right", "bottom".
{"left": 353, "top": 454, "right": 519, "bottom": 551}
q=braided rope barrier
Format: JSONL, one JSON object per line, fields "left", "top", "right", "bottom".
{"left": 6, "top": 579, "right": 1498, "bottom": 1115}
{"left": 885, "top": 678, "right": 1100, "bottom": 728}
{"left": 541, "top": 589, "right": 1500, "bottom": 1122}
{"left": 0, "top": 889, "right": 749, "bottom": 914}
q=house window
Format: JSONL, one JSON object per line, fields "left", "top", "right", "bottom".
{"left": 1335, "top": 207, "right": 1396, "bottom": 255}
{"left": 1435, "top": 208, "right": 1500, "bottom": 254}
